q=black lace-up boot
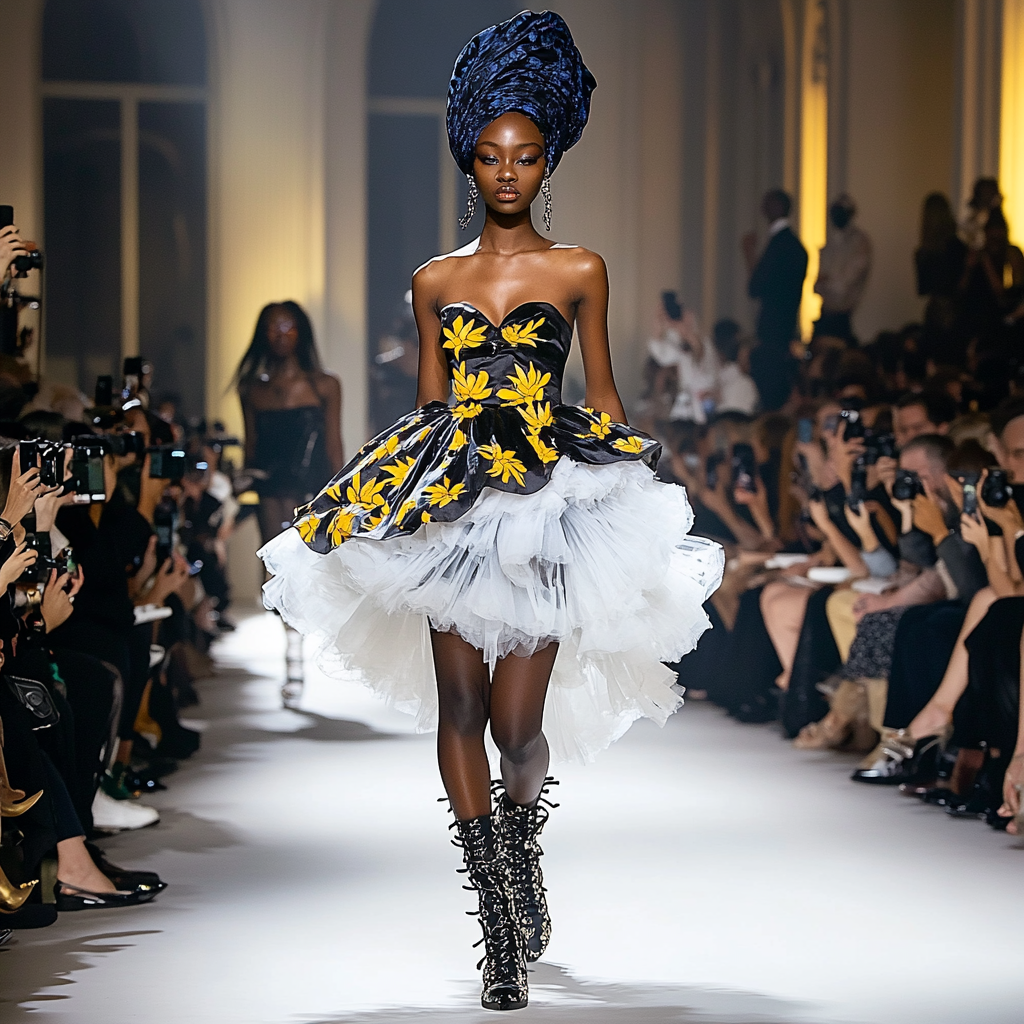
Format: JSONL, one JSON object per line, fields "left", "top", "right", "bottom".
{"left": 454, "top": 814, "right": 528, "bottom": 1011}
{"left": 494, "top": 778, "right": 557, "bottom": 962}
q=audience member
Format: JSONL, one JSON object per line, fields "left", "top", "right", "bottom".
{"left": 813, "top": 194, "right": 872, "bottom": 345}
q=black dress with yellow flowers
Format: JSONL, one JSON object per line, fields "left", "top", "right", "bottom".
{"left": 291, "top": 301, "right": 658, "bottom": 552}
{"left": 261, "top": 254, "right": 724, "bottom": 763}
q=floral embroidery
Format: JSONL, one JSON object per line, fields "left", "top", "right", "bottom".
{"left": 501, "top": 317, "right": 545, "bottom": 347}
{"left": 295, "top": 513, "right": 321, "bottom": 543}
{"left": 478, "top": 443, "right": 527, "bottom": 486}
{"left": 380, "top": 456, "right": 417, "bottom": 489}
{"left": 497, "top": 363, "right": 551, "bottom": 407}
{"left": 327, "top": 508, "right": 356, "bottom": 545}
{"left": 346, "top": 472, "right": 387, "bottom": 511}
{"left": 442, "top": 315, "right": 488, "bottom": 359}
{"left": 588, "top": 412, "right": 612, "bottom": 439}
{"left": 371, "top": 435, "right": 400, "bottom": 461}
{"left": 424, "top": 476, "right": 467, "bottom": 507}
{"left": 518, "top": 401, "right": 555, "bottom": 433}
{"left": 452, "top": 362, "right": 493, "bottom": 403}
{"left": 453, "top": 402, "right": 483, "bottom": 423}
{"left": 613, "top": 435, "right": 646, "bottom": 454}
{"left": 526, "top": 431, "right": 559, "bottom": 464}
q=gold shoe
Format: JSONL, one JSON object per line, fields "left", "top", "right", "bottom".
{"left": 1, "top": 788, "right": 43, "bottom": 817}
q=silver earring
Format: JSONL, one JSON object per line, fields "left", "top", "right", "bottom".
{"left": 541, "top": 171, "right": 553, "bottom": 231}
{"left": 460, "top": 174, "right": 478, "bottom": 230}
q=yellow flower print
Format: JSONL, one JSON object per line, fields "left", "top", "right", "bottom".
{"left": 365, "top": 501, "right": 392, "bottom": 530}
{"left": 417, "top": 427, "right": 431, "bottom": 442}
{"left": 421, "top": 512, "right": 432, "bottom": 524}
{"left": 323, "top": 480, "right": 344, "bottom": 503}
{"left": 295, "top": 513, "right": 321, "bottom": 544}
{"left": 497, "top": 363, "right": 551, "bottom": 407}
{"left": 380, "top": 456, "right": 417, "bottom": 489}
{"left": 371, "top": 434, "right": 400, "bottom": 461}
{"left": 613, "top": 435, "right": 646, "bottom": 454}
{"left": 588, "top": 412, "right": 613, "bottom": 439}
{"left": 423, "top": 476, "right": 466, "bottom": 507}
{"left": 478, "top": 443, "right": 527, "bottom": 486}
{"left": 449, "top": 429, "right": 468, "bottom": 451}
{"left": 452, "top": 362, "right": 492, "bottom": 403}
{"left": 526, "top": 431, "right": 559, "bottom": 464}
{"left": 346, "top": 471, "right": 387, "bottom": 511}
{"left": 501, "top": 317, "right": 545, "bottom": 347}
{"left": 442, "top": 315, "right": 488, "bottom": 359}
{"left": 517, "top": 401, "right": 555, "bottom": 434}
{"left": 327, "top": 508, "right": 356, "bottom": 545}
{"left": 453, "top": 403, "right": 483, "bottom": 423}
{"left": 395, "top": 498, "right": 418, "bottom": 525}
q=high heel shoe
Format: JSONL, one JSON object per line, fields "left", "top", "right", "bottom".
{"left": 453, "top": 814, "right": 528, "bottom": 1012}
{"left": 495, "top": 779, "right": 557, "bottom": 963}
{"left": 851, "top": 729, "right": 946, "bottom": 785}
{"left": 0, "top": 865, "right": 37, "bottom": 914}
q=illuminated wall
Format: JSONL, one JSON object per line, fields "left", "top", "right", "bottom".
{"left": 1002, "top": 0, "right": 1024, "bottom": 242}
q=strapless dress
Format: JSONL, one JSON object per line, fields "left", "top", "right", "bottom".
{"left": 260, "top": 275, "right": 724, "bottom": 761}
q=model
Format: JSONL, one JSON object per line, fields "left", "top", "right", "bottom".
{"left": 260, "top": 11, "right": 723, "bottom": 1012}
{"left": 236, "top": 300, "right": 344, "bottom": 704}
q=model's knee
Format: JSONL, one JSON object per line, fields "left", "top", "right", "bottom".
{"left": 438, "top": 685, "right": 487, "bottom": 736}
{"left": 491, "top": 718, "right": 543, "bottom": 764}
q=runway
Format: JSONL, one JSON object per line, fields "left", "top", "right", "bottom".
{"left": 3, "top": 612, "right": 1023, "bottom": 1024}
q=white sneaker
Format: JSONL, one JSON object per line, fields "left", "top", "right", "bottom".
{"left": 91, "top": 789, "right": 159, "bottom": 831}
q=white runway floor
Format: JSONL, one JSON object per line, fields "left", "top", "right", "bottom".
{"left": 3, "top": 612, "right": 1023, "bottom": 1024}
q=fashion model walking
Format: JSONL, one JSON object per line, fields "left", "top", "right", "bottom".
{"left": 261, "top": 11, "right": 723, "bottom": 1010}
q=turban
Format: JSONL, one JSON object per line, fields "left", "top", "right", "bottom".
{"left": 447, "top": 10, "right": 596, "bottom": 176}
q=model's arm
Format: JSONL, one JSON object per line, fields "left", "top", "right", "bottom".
{"left": 412, "top": 264, "right": 449, "bottom": 407}
{"left": 241, "top": 393, "right": 257, "bottom": 468}
{"left": 574, "top": 252, "right": 627, "bottom": 424}
{"left": 318, "top": 373, "right": 345, "bottom": 472}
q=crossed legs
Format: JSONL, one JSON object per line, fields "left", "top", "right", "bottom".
{"left": 431, "top": 629, "right": 557, "bottom": 820}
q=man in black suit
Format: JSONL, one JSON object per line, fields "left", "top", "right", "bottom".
{"left": 742, "top": 189, "right": 808, "bottom": 410}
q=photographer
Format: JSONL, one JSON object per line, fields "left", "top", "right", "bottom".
{"left": 0, "top": 224, "right": 29, "bottom": 281}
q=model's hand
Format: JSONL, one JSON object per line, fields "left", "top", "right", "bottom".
{"left": 998, "top": 753, "right": 1024, "bottom": 833}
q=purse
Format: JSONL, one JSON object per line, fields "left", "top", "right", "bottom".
{"left": 5, "top": 675, "right": 60, "bottom": 730}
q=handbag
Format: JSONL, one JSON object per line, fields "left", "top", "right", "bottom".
{"left": 5, "top": 675, "right": 60, "bottom": 730}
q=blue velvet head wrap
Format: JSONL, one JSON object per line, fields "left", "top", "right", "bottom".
{"left": 447, "top": 10, "right": 596, "bottom": 176}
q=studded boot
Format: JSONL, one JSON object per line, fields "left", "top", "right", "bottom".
{"left": 495, "top": 779, "right": 557, "bottom": 962}
{"left": 454, "top": 814, "right": 528, "bottom": 1011}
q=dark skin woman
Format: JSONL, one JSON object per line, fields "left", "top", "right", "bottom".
{"left": 412, "top": 111, "right": 628, "bottom": 821}
{"left": 237, "top": 302, "right": 344, "bottom": 545}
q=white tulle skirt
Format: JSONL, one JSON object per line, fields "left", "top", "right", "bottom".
{"left": 259, "top": 458, "right": 723, "bottom": 762}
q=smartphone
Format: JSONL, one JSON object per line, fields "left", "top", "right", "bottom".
{"left": 797, "top": 418, "right": 813, "bottom": 445}
{"left": 69, "top": 442, "right": 107, "bottom": 503}
{"left": 960, "top": 470, "right": 980, "bottom": 517}
{"left": 662, "top": 290, "right": 683, "bottom": 321}
{"left": 94, "top": 375, "right": 114, "bottom": 408}
{"left": 19, "top": 440, "right": 38, "bottom": 476}
{"left": 731, "top": 442, "right": 758, "bottom": 494}
{"left": 0, "top": 206, "right": 13, "bottom": 230}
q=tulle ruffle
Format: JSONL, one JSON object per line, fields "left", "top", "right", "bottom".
{"left": 260, "top": 458, "right": 723, "bottom": 762}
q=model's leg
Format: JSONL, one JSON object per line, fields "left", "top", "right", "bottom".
{"left": 431, "top": 629, "right": 492, "bottom": 820}
{"left": 489, "top": 642, "right": 558, "bottom": 805}
{"left": 258, "top": 496, "right": 296, "bottom": 546}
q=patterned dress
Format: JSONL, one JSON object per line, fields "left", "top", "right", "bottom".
{"left": 261, "top": 243, "right": 724, "bottom": 761}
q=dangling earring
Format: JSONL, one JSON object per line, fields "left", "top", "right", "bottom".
{"left": 541, "top": 170, "right": 553, "bottom": 232}
{"left": 460, "top": 174, "right": 478, "bottom": 230}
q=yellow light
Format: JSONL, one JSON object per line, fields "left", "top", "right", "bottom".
{"left": 1001, "top": 0, "right": 1024, "bottom": 245}
{"left": 798, "top": 0, "right": 828, "bottom": 342}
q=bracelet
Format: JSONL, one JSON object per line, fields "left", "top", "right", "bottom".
{"left": 0, "top": 518, "right": 13, "bottom": 542}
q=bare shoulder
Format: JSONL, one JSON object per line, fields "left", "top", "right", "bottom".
{"left": 549, "top": 245, "right": 607, "bottom": 296}
{"left": 412, "top": 256, "right": 448, "bottom": 304}
{"left": 314, "top": 369, "right": 342, "bottom": 399}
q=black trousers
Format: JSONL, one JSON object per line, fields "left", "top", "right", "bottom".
{"left": 883, "top": 601, "right": 965, "bottom": 729}
{"left": 750, "top": 342, "right": 797, "bottom": 411}
{"left": 956, "top": 597, "right": 1024, "bottom": 751}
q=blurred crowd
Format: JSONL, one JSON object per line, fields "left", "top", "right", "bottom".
{"left": 640, "top": 177, "right": 1024, "bottom": 840}
{"left": 0, "top": 219, "right": 247, "bottom": 936}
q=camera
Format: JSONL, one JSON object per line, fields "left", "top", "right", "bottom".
{"left": 0, "top": 206, "right": 44, "bottom": 277}
{"left": 662, "top": 290, "right": 683, "bottom": 322}
{"left": 863, "top": 432, "right": 897, "bottom": 465}
{"left": 104, "top": 431, "right": 146, "bottom": 458}
{"left": 16, "top": 510, "right": 72, "bottom": 587}
{"left": 838, "top": 406, "right": 864, "bottom": 440}
{"left": 706, "top": 451, "right": 725, "bottom": 490}
{"left": 892, "top": 468, "right": 924, "bottom": 501}
{"left": 20, "top": 439, "right": 69, "bottom": 490}
{"left": 797, "top": 418, "right": 814, "bottom": 445}
{"left": 148, "top": 445, "right": 187, "bottom": 481}
{"left": 847, "top": 454, "right": 869, "bottom": 511}
{"left": 87, "top": 375, "right": 123, "bottom": 430}
{"left": 981, "top": 468, "right": 1013, "bottom": 508}
{"left": 731, "top": 442, "right": 757, "bottom": 494}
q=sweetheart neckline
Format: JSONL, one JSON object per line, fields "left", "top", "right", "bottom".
{"left": 439, "top": 300, "right": 572, "bottom": 331}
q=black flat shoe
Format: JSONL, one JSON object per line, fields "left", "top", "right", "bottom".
{"left": 55, "top": 881, "right": 157, "bottom": 911}
{"left": 85, "top": 843, "right": 167, "bottom": 893}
